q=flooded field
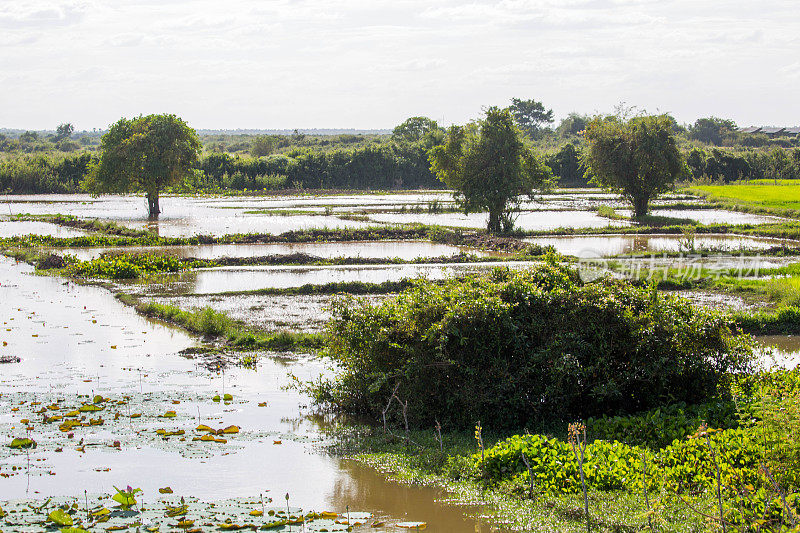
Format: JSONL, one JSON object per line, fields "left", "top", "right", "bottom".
{"left": 118, "top": 261, "right": 535, "bottom": 296}
{"left": 143, "top": 293, "right": 388, "bottom": 332}
{"left": 56, "top": 240, "right": 490, "bottom": 261}
{"left": 0, "top": 257, "right": 503, "bottom": 531}
{"left": 369, "top": 209, "right": 631, "bottom": 230}
{"left": 2, "top": 190, "right": 798, "bottom": 532}
{"left": 0, "top": 219, "right": 87, "bottom": 238}
{"left": 525, "top": 233, "right": 800, "bottom": 256}
{"left": 616, "top": 208, "right": 787, "bottom": 225}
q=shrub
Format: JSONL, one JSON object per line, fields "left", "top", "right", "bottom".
{"left": 314, "top": 261, "right": 754, "bottom": 430}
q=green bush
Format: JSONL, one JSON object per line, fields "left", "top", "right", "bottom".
{"left": 586, "top": 400, "right": 738, "bottom": 448}
{"left": 315, "top": 261, "right": 754, "bottom": 430}
{"left": 478, "top": 428, "right": 761, "bottom": 496}
{"left": 64, "top": 253, "right": 211, "bottom": 279}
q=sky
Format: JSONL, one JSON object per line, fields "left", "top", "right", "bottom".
{"left": 1, "top": 0, "right": 798, "bottom": 131}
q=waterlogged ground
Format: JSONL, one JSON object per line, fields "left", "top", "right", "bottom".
{"left": 115, "top": 262, "right": 537, "bottom": 296}
{"left": 142, "top": 294, "right": 388, "bottom": 333}
{"left": 3, "top": 190, "right": 800, "bottom": 532}
{"left": 56, "top": 241, "right": 491, "bottom": 262}
{"left": 0, "top": 257, "right": 502, "bottom": 531}
{"left": 524, "top": 233, "right": 800, "bottom": 257}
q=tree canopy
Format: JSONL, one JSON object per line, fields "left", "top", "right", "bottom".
{"left": 508, "top": 98, "right": 554, "bottom": 138}
{"left": 429, "top": 107, "right": 553, "bottom": 233}
{"left": 689, "top": 117, "right": 738, "bottom": 146}
{"left": 392, "top": 116, "right": 444, "bottom": 145}
{"left": 582, "top": 114, "right": 688, "bottom": 218}
{"left": 85, "top": 114, "right": 200, "bottom": 217}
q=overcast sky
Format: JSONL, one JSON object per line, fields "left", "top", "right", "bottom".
{"left": 1, "top": 0, "right": 798, "bottom": 131}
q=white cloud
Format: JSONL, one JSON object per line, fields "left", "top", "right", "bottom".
{"left": 0, "top": 0, "right": 798, "bottom": 129}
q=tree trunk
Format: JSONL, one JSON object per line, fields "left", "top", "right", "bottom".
{"left": 487, "top": 208, "right": 502, "bottom": 234}
{"left": 632, "top": 196, "right": 649, "bottom": 219}
{"left": 147, "top": 191, "right": 161, "bottom": 218}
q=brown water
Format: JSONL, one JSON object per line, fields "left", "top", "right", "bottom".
{"left": 0, "top": 257, "right": 503, "bottom": 531}
{"left": 754, "top": 335, "right": 800, "bottom": 368}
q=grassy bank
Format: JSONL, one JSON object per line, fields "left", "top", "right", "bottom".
{"left": 116, "top": 293, "right": 323, "bottom": 352}
{"left": 326, "top": 366, "right": 800, "bottom": 532}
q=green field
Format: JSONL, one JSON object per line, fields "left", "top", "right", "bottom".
{"left": 691, "top": 182, "right": 800, "bottom": 214}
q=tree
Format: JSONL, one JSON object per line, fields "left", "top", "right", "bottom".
{"left": 508, "top": 98, "right": 554, "bottom": 138}
{"left": 250, "top": 135, "right": 276, "bottom": 157}
{"left": 556, "top": 113, "right": 589, "bottom": 138}
{"left": 19, "top": 131, "right": 38, "bottom": 143}
{"left": 429, "top": 107, "right": 553, "bottom": 233}
{"left": 689, "top": 117, "right": 737, "bottom": 146}
{"left": 392, "top": 116, "right": 443, "bottom": 144}
{"left": 55, "top": 123, "right": 74, "bottom": 141}
{"left": 582, "top": 114, "right": 688, "bottom": 218}
{"left": 85, "top": 114, "right": 200, "bottom": 217}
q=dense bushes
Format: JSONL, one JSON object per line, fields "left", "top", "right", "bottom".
{"left": 64, "top": 253, "right": 212, "bottom": 279}
{"left": 0, "top": 153, "right": 93, "bottom": 193}
{"left": 316, "top": 261, "right": 754, "bottom": 430}
{"left": 197, "top": 141, "right": 440, "bottom": 190}
{"left": 476, "top": 428, "right": 761, "bottom": 497}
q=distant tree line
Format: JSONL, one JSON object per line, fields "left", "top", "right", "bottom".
{"left": 2, "top": 106, "right": 800, "bottom": 195}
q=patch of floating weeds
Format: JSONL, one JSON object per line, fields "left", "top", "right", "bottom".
{"left": 0, "top": 493, "right": 389, "bottom": 532}
{"left": 0, "top": 390, "right": 307, "bottom": 475}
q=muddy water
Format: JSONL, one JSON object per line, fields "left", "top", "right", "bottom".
{"left": 754, "top": 335, "right": 800, "bottom": 368}
{"left": 525, "top": 234, "right": 800, "bottom": 257}
{"left": 369, "top": 210, "right": 631, "bottom": 230}
{"left": 119, "top": 262, "right": 535, "bottom": 296}
{"left": 0, "top": 257, "right": 502, "bottom": 531}
{"left": 143, "top": 294, "right": 389, "bottom": 333}
{"left": 56, "top": 241, "right": 491, "bottom": 261}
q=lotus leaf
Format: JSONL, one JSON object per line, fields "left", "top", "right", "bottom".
{"left": 48, "top": 508, "right": 74, "bottom": 526}
{"left": 8, "top": 437, "right": 36, "bottom": 449}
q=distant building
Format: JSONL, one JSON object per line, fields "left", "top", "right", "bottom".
{"left": 739, "top": 126, "right": 799, "bottom": 138}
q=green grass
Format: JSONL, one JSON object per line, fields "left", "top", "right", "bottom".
{"left": 327, "top": 426, "right": 721, "bottom": 532}
{"left": 116, "top": 294, "right": 323, "bottom": 352}
{"left": 690, "top": 184, "right": 800, "bottom": 218}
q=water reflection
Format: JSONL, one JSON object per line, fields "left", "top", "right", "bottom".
{"left": 57, "top": 241, "right": 491, "bottom": 261}
{"left": 525, "top": 234, "right": 800, "bottom": 257}
{"left": 0, "top": 257, "right": 504, "bottom": 529}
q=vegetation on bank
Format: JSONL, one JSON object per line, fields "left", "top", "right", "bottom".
{"left": 311, "top": 261, "right": 798, "bottom": 531}
{"left": 116, "top": 294, "right": 322, "bottom": 352}
{"left": 312, "top": 261, "right": 753, "bottom": 430}
{"left": 691, "top": 183, "right": 800, "bottom": 219}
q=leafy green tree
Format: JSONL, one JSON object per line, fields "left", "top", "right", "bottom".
{"left": 55, "top": 123, "right": 74, "bottom": 141}
{"left": 250, "top": 135, "right": 276, "bottom": 157}
{"left": 392, "top": 116, "right": 443, "bottom": 144}
{"left": 556, "top": 113, "right": 589, "bottom": 138}
{"left": 19, "top": 131, "right": 38, "bottom": 143}
{"left": 768, "top": 147, "right": 792, "bottom": 183}
{"left": 689, "top": 117, "right": 737, "bottom": 146}
{"left": 582, "top": 114, "right": 688, "bottom": 218}
{"left": 508, "top": 98, "right": 554, "bottom": 138}
{"left": 85, "top": 114, "right": 200, "bottom": 217}
{"left": 429, "top": 107, "right": 553, "bottom": 233}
